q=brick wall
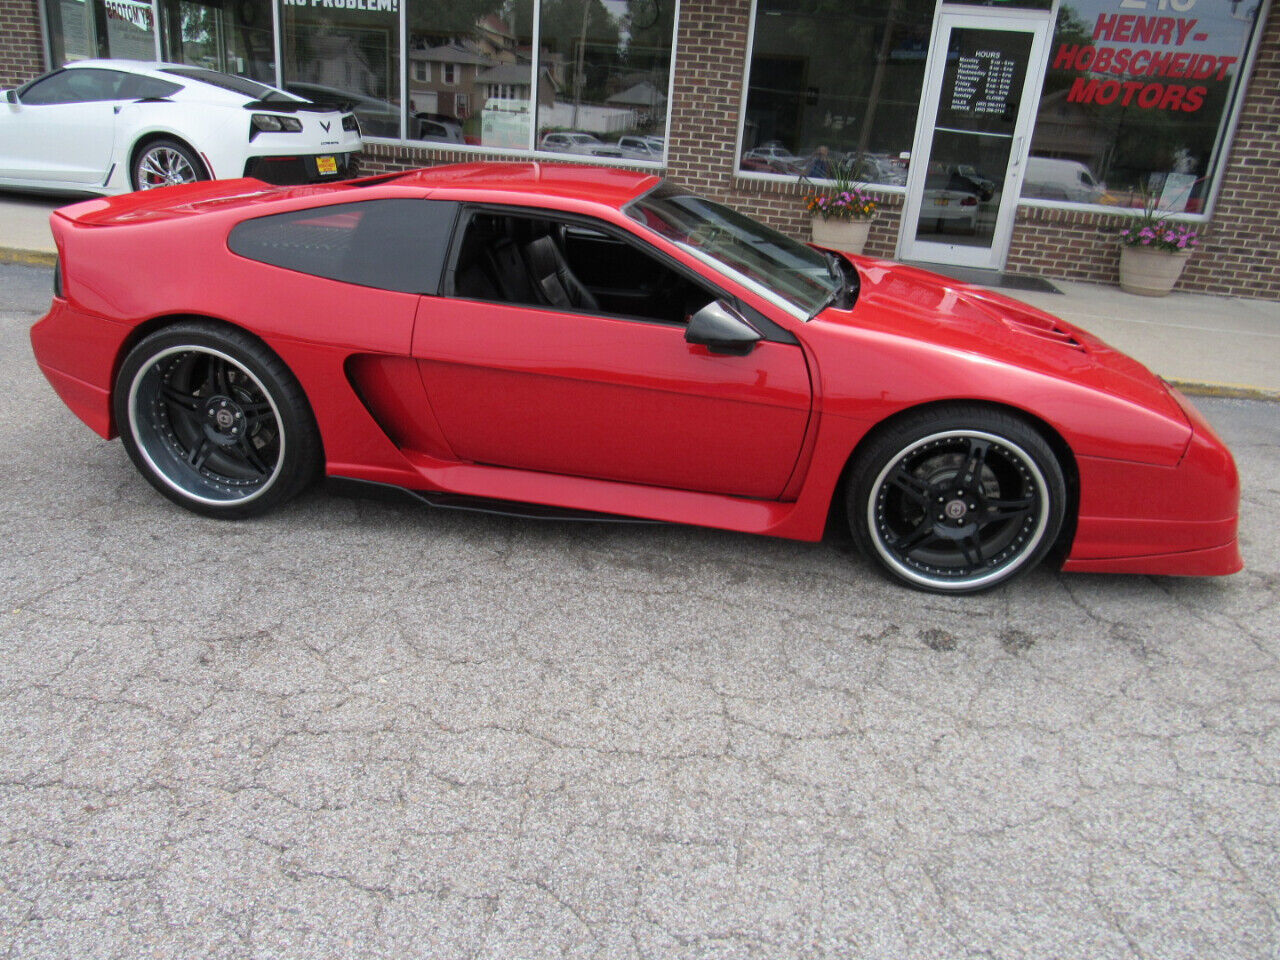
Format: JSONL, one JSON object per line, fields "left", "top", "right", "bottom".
{"left": 1179, "top": 5, "right": 1280, "bottom": 300}
{"left": 0, "top": 0, "right": 43, "bottom": 89}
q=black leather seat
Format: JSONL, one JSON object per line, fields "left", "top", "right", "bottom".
{"left": 521, "top": 232, "right": 600, "bottom": 311}
{"left": 486, "top": 219, "right": 541, "bottom": 305}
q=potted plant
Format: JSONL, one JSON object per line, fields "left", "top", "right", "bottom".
{"left": 1117, "top": 202, "right": 1199, "bottom": 297}
{"left": 803, "top": 155, "right": 877, "bottom": 256}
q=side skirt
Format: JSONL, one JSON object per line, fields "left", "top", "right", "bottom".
{"left": 324, "top": 477, "right": 664, "bottom": 524}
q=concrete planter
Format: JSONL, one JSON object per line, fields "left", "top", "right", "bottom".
{"left": 810, "top": 217, "right": 873, "bottom": 256}
{"left": 1118, "top": 245, "right": 1192, "bottom": 297}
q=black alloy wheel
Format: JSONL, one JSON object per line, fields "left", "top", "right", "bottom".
{"left": 849, "top": 406, "right": 1066, "bottom": 593}
{"left": 113, "top": 322, "right": 321, "bottom": 518}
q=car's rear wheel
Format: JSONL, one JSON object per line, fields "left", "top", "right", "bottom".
{"left": 113, "top": 323, "right": 321, "bottom": 519}
{"left": 131, "top": 139, "right": 207, "bottom": 191}
{"left": 848, "top": 406, "right": 1066, "bottom": 593}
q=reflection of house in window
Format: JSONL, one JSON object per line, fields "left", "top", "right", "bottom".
{"left": 478, "top": 63, "right": 554, "bottom": 111}
{"left": 606, "top": 79, "right": 667, "bottom": 126}
{"left": 408, "top": 13, "right": 557, "bottom": 124}
{"left": 408, "top": 42, "right": 489, "bottom": 117}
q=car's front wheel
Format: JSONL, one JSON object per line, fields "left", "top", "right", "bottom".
{"left": 848, "top": 406, "right": 1066, "bottom": 593}
{"left": 131, "top": 139, "right": 207, "bottom": 190}
{"left": 113, "top": 323, "right": 321, "bottom": 518}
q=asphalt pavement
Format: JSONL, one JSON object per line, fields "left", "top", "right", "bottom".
{"left": 1, "top": 260, "right": 1278, "bottom": 959}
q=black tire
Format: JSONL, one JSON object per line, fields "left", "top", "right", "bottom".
{"left": 131, "top": 139, "right": 207, "bottom": 191}
{"left": 848, "top": 406, "right": 1066, "bottom": 594}
{"left": 113, "top": 322, "right": 321, "bottom": 519}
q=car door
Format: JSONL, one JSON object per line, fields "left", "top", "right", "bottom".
{"left": 0, "top": 69, "right": 126, "bottom": 185}
{"left": 411, "top": 208, "right": 813, "bottom": 500}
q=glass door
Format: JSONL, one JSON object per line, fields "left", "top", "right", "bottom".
{"left": 897, "top": 8, "right": 1050, "bottom": 270}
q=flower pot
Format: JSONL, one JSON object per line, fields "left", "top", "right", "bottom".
{"left": 1118, "top": 245, "right": 1192, "bottom": 297}
{"left": 811, "top": 217, "right": 873, "bottom": 256}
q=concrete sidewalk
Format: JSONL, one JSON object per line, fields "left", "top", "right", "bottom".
{"left": 0, "top": 193, "right": 63, "bottom": 262}
{"left": 2, "top": 192, "right": 1277, "bottom": 398}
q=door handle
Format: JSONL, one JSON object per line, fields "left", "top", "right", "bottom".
{"left": 1010, "top": 136, "right": 1025, "bottom": 168}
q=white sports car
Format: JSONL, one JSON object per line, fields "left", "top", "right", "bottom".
{"left": 0, "top": 60, "right": 363, "bottom": 195}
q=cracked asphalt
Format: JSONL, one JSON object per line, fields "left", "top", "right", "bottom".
{"left": 1, "top": 261, "right": 1277, "bottom": 959}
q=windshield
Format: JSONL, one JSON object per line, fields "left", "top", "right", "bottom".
{"left": 627, "top": 183, "right": 840, "bottom": 318}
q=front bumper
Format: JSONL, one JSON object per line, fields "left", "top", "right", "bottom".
{"left": 1063, "top": 386, "right": 1242, "bottom": 576}
{"left": 242, "top": 151, "right": 360, "bottom": 186}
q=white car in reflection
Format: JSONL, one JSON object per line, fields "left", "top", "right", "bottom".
{"left": 539, "top": 131, "right": 623, "bottom": 158}
{"left": 0, "top": 59, "right": 362, "bottom": 195}
{"left": 919, "top": 169, "right": 981, "bottom": 233}
{"left": 617, "top": 135, "right": 664, "bottom": 161}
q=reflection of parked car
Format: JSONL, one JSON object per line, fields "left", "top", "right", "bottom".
{"left": 618, "top": 135, "right": 663, "bottom": 161}
{"left": 284, "top": 81, "right": 399, "bottom": 139}
{"left": 540, "top": 131, "right": 623, "bottom": 158}
{"left": 921, "top": 168, "right": 980, "bottom": 232}
{"left": 742, "top": 143, "right": 801, "bottom": 173}
{"left": 740, "top": 155, "right": 799, "bottom": 174}
{"left": 954, "top": 164, "right": 996, "bottom": 200}
{"left": 853, "top": 153, "right": 907, "bottom": 186}
{"left": 34, "top": 163, "right": 1241, "bottom": 594}
{"left": 0, "top": 60, "right": 361, "bottom": 194}
{"left": 1023, "top": 157, "right": 1106, "bottom": 204}
{"left": 412, "top": 113, "right": 464, "bottom": 144}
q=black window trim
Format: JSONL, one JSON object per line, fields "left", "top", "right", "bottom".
{"left": 441, "top": 202, "right": 799, "bottom": 346}
{"left": 16, "top": 67, "right": 179, "bottom": 105}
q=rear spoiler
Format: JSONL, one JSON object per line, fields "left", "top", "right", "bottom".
{"left": 241, "top": 98, "right": 344, "bottom": 113}
{"left": 54, "top": 178, "right": 275, "bottom": 226}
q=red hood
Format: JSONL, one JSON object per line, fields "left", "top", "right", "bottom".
{"left": 829, "top": 258, "right": 1187, "bottom": 426}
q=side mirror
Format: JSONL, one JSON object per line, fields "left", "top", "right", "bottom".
{"left": 4, "top": 90, "right": 17, "bottom": 104}
{"left": 685, "top": 300, "right": 761, "bottom": 356}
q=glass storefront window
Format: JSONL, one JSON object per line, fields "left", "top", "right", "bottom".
{"left": 531, "top": 0, "right": 673, "bottom": 161}
{"left": 407, "top": 1, "right": 533, "bottom": 148}
{"left": 1025, "top": 0, "right": 1266, "bottom": 213}
{"left": 47, "top": 0, "right": 157, "bottom": 64}
{"left": 281, "top": 0, "right": 402, "bottom": 139}
{"left": 158, "top": 0, "right": 276, "bottom": 84}
{"left": 739, "top": 0, "right": 937, "bottom": 187}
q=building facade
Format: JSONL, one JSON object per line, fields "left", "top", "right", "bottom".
{"left": 3, "top": 0, "right": 1277, "bottom": 299}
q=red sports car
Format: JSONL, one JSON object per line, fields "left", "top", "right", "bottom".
{"left": 30, "top": 163, "right": 1241, "bottom": 593}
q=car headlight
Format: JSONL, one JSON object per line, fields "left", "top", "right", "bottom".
{"left": 250, "top": 114, "right": 303, "bottom": 139}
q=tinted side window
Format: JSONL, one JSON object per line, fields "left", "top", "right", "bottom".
{"left": 121, "top": 75, "right": 183, "bottom": 100}
{"left": 21, "top": 69, "right": 130, "bottom": 105}
{"left": 228, "top": 199, "right": 458, "bottom": 294}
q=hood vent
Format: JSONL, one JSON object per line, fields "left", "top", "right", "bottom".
{"left": 999, "top": 310, "right": 1085, "bottom": 351}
